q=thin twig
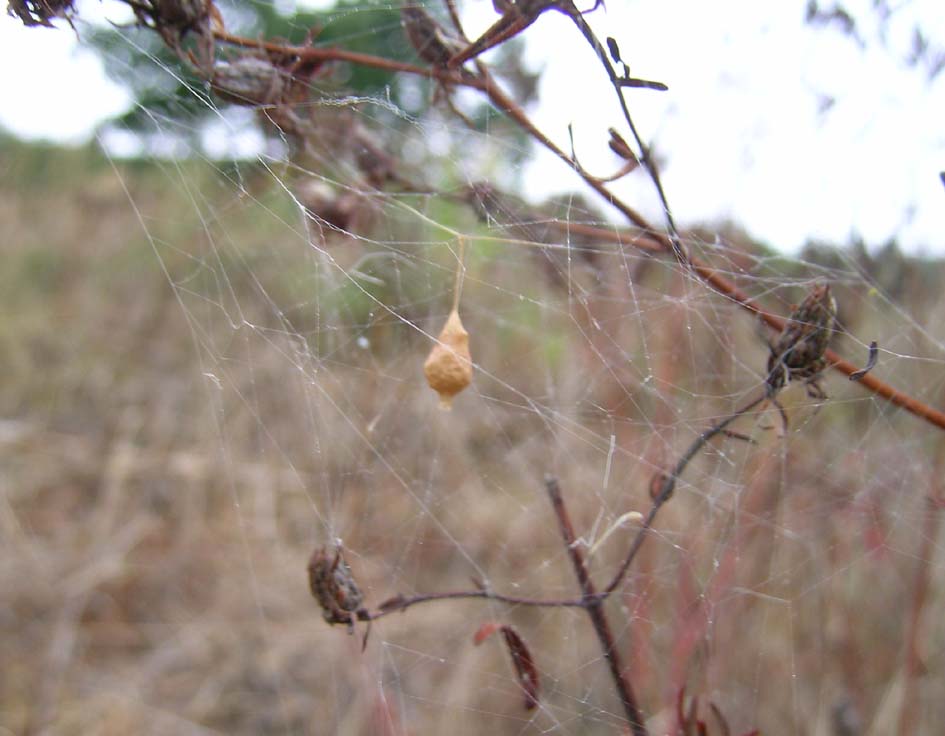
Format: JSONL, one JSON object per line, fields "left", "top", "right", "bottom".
{"left": 558, "top": 3, "right": 687, "bottom": 264}
{"left": 365, "top": 589, "right": 586, "bottom": 621}
{"left": 441, "top": 0, "right": 469, "bottom": 41}
{"left": 603, "top": 393, "right": 768, "bottom": 596}
{"left": 545, "top": 476, "right": 649, "bottom": 736}
{"left": 213, "top": 28, "right": 472, "bottom": 84}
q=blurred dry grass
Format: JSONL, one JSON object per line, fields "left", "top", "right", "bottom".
{"left": 2, "top": 140, "right": 945, "bottom": 735}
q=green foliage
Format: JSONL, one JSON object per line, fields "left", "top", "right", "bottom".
{"left": 0, "top": 136, "right": 109, "bottom": 189}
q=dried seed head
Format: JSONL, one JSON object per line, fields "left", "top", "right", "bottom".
{"left": 401, "top": 2, "right": 461, "bottom": 67}
{"left": 308, "top": 546, "right": 364, "bottom": 630}
{"left": 296, "top": 180, "right": 359, "bottom": 232}
{"left": 150, "top": 0, "right": 208, "bottom": 33}
{"left": 8, "top": 0, "right": 75, "bottom": 27}
{"left": 211, "top": 57, "right": 287, "bottom": 107}
{"left": 424, "top": 308, "right": 472, "bottom": 409}
{"left": 766, "top": 282, "right": 837, "bottom": 395}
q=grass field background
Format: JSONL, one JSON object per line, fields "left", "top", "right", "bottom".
{"left": 3, "top": 137, "right": 944, "bottom": 735}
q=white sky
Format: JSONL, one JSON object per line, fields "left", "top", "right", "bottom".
{"left": 1, "top": 0, "right": 942, "bottom": 252}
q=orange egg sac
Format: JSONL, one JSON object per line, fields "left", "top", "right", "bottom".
{"left": 423, "top": 308, "right": 472, "bottom": 409}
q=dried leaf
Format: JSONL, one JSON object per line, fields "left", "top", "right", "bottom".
{"left": 501, "top": 626, "right": 540, "bottom": 710}
{"left": 8, "top": 0, "right": 75, "bottom": 27}
{"left": 473, "top": 623, "right": 540, "bottom": 710}
{"left": 606, "top": 36, "right": 622, "bottom": 63}
{"left": 710, "top": 702, "right": 732, "bottom": 736}
{"left": 607, "top": 128, "right": 639, "bottom": 166}
{"left": 473, "top": 621, "right": 502, "bottom": 645}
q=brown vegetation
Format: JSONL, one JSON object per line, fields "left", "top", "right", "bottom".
{"left": 4, "top": 0, "right": 945, "bottom": 733}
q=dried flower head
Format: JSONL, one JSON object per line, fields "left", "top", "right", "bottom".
{"left": 308, "top": 545, "right": 366, "bottom": 633}
{"left": 401, "top": 2, "right": 461, "bottom": 67}
{"left": 766, "top": 282, "right": 837, "bottom": 397}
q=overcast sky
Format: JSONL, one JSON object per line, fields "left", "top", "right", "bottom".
{"left": 2, "top": 0, "right": 942, "bottom": 252}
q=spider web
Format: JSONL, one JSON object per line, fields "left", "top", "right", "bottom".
{"left": 4, "top": 1, "right": 945, "bottom": 735}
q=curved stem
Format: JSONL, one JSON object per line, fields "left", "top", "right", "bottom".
{"left": 603, "top": 394, "right": 767, "bottom": 596}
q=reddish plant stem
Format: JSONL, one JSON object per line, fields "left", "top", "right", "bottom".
{"left": 213, "top": 29, "right": 472, "bottom": 84}
{"left": 544, "top": 476, "right": 649, "bottom": 736}
{"left": 897, "top": 479, "right": 944, "bottom": 736}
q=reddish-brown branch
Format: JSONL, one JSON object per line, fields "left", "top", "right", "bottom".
{"left": 213, "top": 28, "right": 475, "bottom": 85}
{"left": 897, "top": 477, "right": 944, "bottom": 736}
{"left": 544, "top": 476, "right": 648, "bottom": 736}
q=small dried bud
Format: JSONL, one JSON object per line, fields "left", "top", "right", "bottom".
{"left": 354, "top": 133, "right": 395, "bottom": 188}
{"left": 308, "top": 546, "right": 365, "bottom": 631}
{"left": 296, "top": 180, "right": 358, "bottom": 232}
{"left": 649, "top": 471, "right": 672, "bottom": 502}
{"left": 607, "top": 128, "right": 637, "bottom": 163}
{"left": 766, "top": 282, "right": 837, "bottom": 395}
{"left": 424, "top": 308, "right": 472, "bottom": 409}
{"left": 211, "top": 57, "right": 286, "bottom": 107}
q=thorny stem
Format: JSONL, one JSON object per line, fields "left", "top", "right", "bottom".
{"left": 544, "top": 476, "right": 649, "bottom": 736}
